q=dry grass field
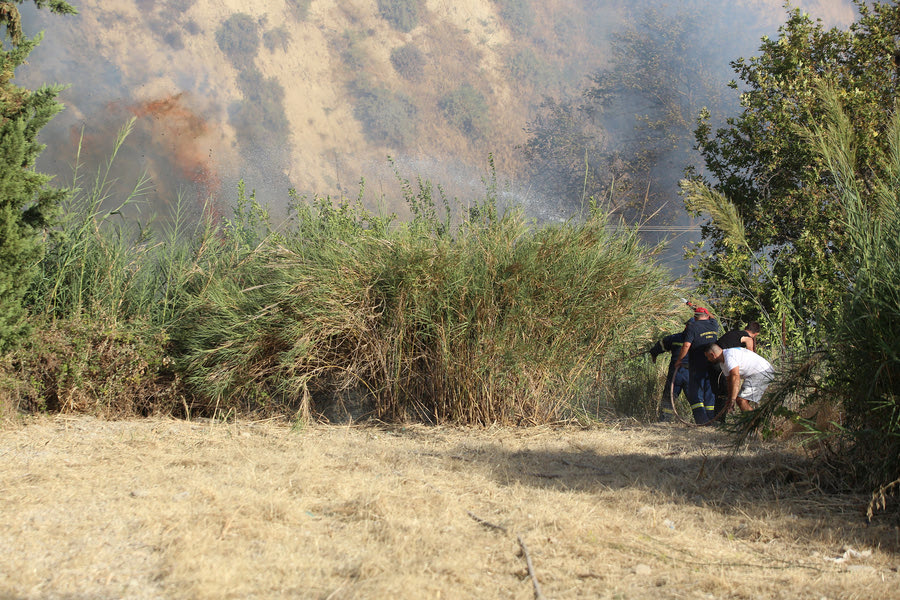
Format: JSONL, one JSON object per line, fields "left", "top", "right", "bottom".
{"left": 1, "top": 416, "right": 898, "bottom": 599}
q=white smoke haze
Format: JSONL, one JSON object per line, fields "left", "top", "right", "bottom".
{"left": 17, "top": 0, "right": 855, "bottom": 268}
{"left": 744, "top": 0, "right": 855, "bottom": 26}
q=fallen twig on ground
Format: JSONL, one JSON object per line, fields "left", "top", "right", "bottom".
{"left": 467, "top": 511, "right": 508, "bottom": 533}
{"left": 518, "top": 535, "right": 546, "bottom": 600}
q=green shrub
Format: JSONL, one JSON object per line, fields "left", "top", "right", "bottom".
{"left": 215, "top": 13, "right": 260, "bottom": 69}
{"left": 287, "top": 0, "right": 312, "bottom": 21}
{"left": 263, "top": 26, "right": 291, "bottom": 52}
{"left": 351, "top": 82, "right": 418, "bottom": 147}
{"left": 390, "top": 43, "right": 425, "bottom": 81}
{"left": 148, "top": 18, "right": 185, "bottom": 49}
{"left": 1, "top": 317, "right": 181, "bottom": 418}
{"left": 335, "top": 29, "right": 370, "bottom": 71}
{"left": 377, "top": 0, "right": 425, "bottom": 32}
{"left": 493, "top": 0, "right": 533, "bottom": 35}
{"left": 172, "top": 174, "right": 679, "bottom": 424}
{"left": 230, "top": 68, "right": 291, "bottom": 151}
{"left": 504, "top": 48, "right": 551, "bottom": 90}
{"left": 439, "top": 84, "right": 490, "bottom": 139}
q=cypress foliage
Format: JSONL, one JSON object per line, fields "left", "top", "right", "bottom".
{"left": 0, "top": 0, "right": 76, "bottom": 351}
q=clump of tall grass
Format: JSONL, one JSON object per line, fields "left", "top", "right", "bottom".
{"left": 3, "top": 120, "right": 205, "bottom": 417}
{"left": 800, "top": 84, "right": 900, "bottom": 503}
{"left": 5, "top": 121, "right": 680, "bottom": 424}
{"left": 29, "top": 119, "right": 216, "bottom": 329}
{"left": 172, "top": 173, "right": 680, "bottom": 424}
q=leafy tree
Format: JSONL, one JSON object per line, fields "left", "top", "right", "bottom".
{"left": 688, "top": 2, "right": 900, "bottom": 334}
{"left": 0, "top": 0, "right": 76, "bottom": 351}
{"left": 522, "top": 5, "right": 742, "bottom": 218}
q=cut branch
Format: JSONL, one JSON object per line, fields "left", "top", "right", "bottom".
{"left": 518, "top": 535, "right": 546, "bottom": 600}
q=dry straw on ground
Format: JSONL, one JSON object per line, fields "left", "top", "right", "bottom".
{"left": 1, "top": 416, "right": 898, "bottom": 599}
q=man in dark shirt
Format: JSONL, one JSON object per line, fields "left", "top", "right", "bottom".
{"left": 717, "top": 322, "right": 760, "bottom": 352}
{"left": 673, "top": 307, "right": 719, "bottom": 423}
{"left": 648, "top": 329, "right": 689, "bottom": 422}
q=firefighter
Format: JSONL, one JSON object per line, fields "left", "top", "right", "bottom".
{"left": 673, "top": 306, "right": 720, "bottom": 424}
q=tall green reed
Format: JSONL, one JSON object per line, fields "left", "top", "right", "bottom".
{"left": 172, "top": 173, "right": 681, "bottom": 424}
{"left": 801, "top": 83, "right": 900, "bottom": 501}
{"left": 13, "top": 124, "right": 681, "bottom": 425}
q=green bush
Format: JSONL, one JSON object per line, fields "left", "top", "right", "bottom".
{"left": 263, "top": 26, "right": 291, "bottom": 52}
{"left": 230, "top": 68, "right": 291, "bottom": 151}
{"left": 1, "top": 317, "right": 180, "bottom": 418}
{"left": 287, "top": 0, "right": 312, "bottom": 21}
{"left": 493, "top": 0, "right": 534, "bottom": 35}
{"left": 377, "top": 0, "right": 425, "bottom": 32}
{"left": 336, "top": 30, "right": 369, "bottom": 71}
{"left": 171, "top": 175, "right": 679, "bottom": 424}
{"left": 215, "top": 13, "right": 260, "bottom": 69}
{"left": 504, "top": 48, "right": 551, "bottom": 90}
{"left": 351, "top": 82, "right": 417, "bottom": 147}
{"left": 439, "top": 84, "right": 490, "bottom": 139}
{"left": 390, "top": 43, "right": 425, "bottom": 81}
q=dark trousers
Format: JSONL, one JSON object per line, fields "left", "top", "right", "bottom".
{"left": 686, "top": 366, "right": 715, "bottom": 424}
{"left": 710, "top": 365, "right": 728, "bottom": 419}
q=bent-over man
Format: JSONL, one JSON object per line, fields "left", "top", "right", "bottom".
{"left": 704, "top": 344, "right": 774, "bottom": 412}
{"left": 711, "top": 322, "right": 761, "bottom": 415}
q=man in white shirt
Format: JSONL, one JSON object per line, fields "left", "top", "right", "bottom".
{"left": 704, "top": 344, "right": 775, "bottom": 412}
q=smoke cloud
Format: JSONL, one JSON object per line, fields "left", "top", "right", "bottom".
{"left": 15, "top": 0, "right": 855, "bottom": 266}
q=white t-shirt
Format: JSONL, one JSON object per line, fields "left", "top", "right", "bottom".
{"left": 722, "top": 347, "right": 774, "bottom": 377}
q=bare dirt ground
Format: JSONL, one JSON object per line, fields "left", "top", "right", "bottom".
{"left": 1, "top": 416, "right": 898, "bottom": 599}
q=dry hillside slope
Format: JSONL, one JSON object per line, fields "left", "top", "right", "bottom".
{"left": 23, "top": 0, "right": 855, "bottom": 210}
